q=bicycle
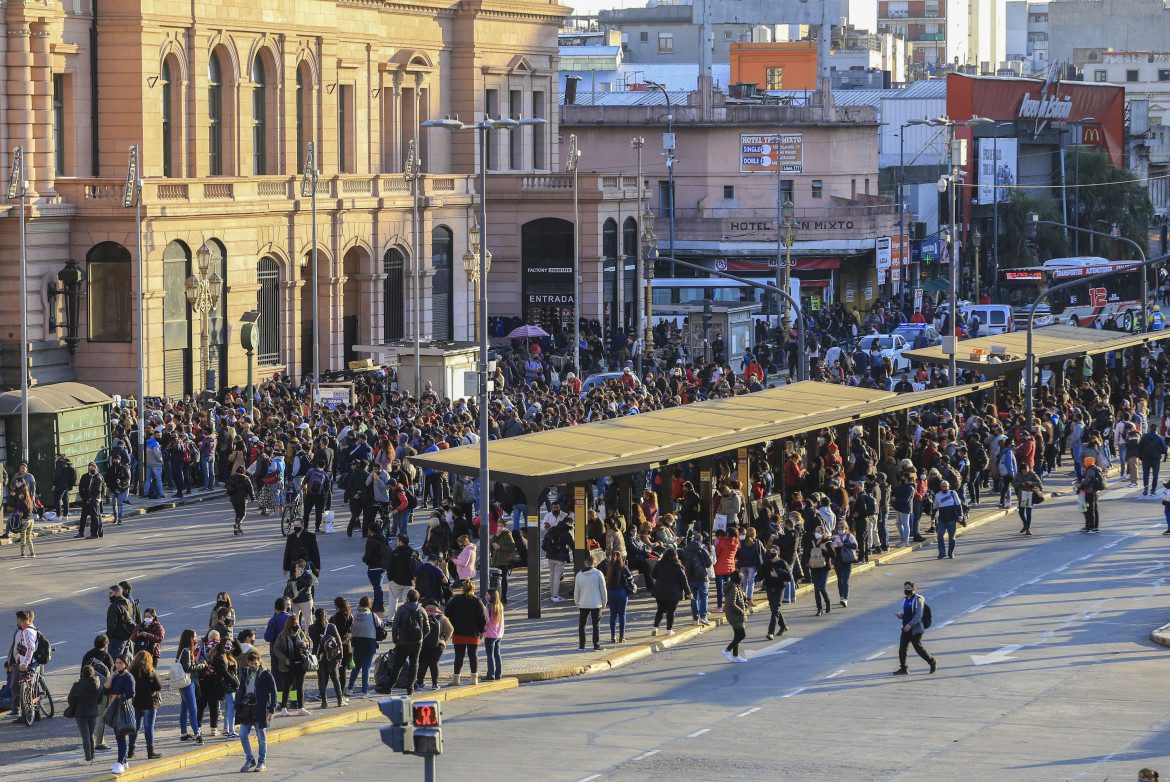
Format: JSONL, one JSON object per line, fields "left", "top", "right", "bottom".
{"left": 281, "top": 484, "right": 304, "bottom": 536}
{"left": 17, "top": 665, "right": 54, "bottom": 726}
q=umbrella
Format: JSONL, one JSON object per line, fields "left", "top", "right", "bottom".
{"left": 505, "top": 324, "right": 550, "bottom": 339}
{"left": 919, "top": 278, "right": 950, "bottom": 292}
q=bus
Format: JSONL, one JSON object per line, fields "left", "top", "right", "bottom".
{"left": 993, "top": 257, "right": 1155, "bottom": 331}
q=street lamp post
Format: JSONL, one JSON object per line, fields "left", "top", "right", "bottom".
{"left": 899, "top": 119, "right": 942, "bottom": 313}
{"left": 631, "top": 137, "right": 644, "bottom": 375}
{"left": 423, "top": 114, "right": 546, "bottom": 598}
{"left": 645, "top": 82, "right": 675, "bottom": 266}
{"left": 779, "top": 197, "right": 796, "bottom": 328}
{"left": 404, "top": 140, "right": 422, "bottom": 397}
{"left": 641, "top": 208, "right": 657, "bottom": 363}
{"left": 122, "top": 145, "right": 147, "bottom": 495}
{"left": 186, "top": 243, "right": 223, "bottom": 399}
{"left": 7, "top": 146, "right": 28, "bottom": 463}
{"left": 300, "top": 143, "right": 320, "bottom": 407}
{"left": 462, "top": 222, "right": 492, "bottom": 342}
{"left": 971, "top": 225, "right": 982, "bottom": 301}
{"left": 565, "top": 135, "right": 582, "bottom": 377}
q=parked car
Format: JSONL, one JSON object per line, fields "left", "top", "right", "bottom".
{"left": 857, "top": 334, "right": 911, "bottom": 372}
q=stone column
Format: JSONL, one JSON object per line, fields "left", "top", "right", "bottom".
{"left": 30, "top": 23, "right": 55, "bottom": 197}
{"left": 6, "top": 20, "right": 37, "bottom": 198}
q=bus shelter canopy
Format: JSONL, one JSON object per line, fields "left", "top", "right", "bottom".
{"left": 410, "top": 381, "right": 995, "bottom": 488}
{"left": 901, "top": 326, "right": 1165, "bottom": 376}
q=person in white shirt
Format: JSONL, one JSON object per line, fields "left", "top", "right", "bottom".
{"left": 541, "top": 501, "right": 567, "bottom": 534}
{"left": 573, "top": 560, "right": 608, "bottom": 651}
{"left": 9, "top": 610, "right": 39, "bottom": 720}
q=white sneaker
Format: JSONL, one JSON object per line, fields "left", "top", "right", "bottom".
{"left": 721, "top": 649, "right": 733, "bottom": 662}
{"left": 280, "top": 708, "right": 289, "bottom": 717}
{"left": 111, "top": 763, "right": 125, "bottom": 775}
{"left": 1129, "top": 483, "right": 1139, "bottom": 488}
{"left": 551, "top": 596, "right": 565, "bottom": 603}
{"left": 732, "top": 656, "right": 748, "bottom": 663}
{"left": 666, "top": 629, "right": 675, "bottom": 636}
{"left": 650, "top": 627, "right": 658, "bottom": 636}
{"left": 297, "top": 708, "right": 311, "bottom": 716}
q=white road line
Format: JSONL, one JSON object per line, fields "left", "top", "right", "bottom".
{"left": 99, "top": 544, "right": 119, "bottom": 550}
{"left": 631, "top": 750, "right": 660, "bottom": 761}
{"left": 781, "top": 688, "right": 805, "bottom": 698}
{"left": 156, "top": 613, "right": 173, "bottom": 618}
{"left": 29, "top": 597, "right": 52, "bottom": 604}
{"left": 191, "top": 601, "right": 217, "bottom": 609}
{"left": 72, "top": 585, "right": 101, "bottom": 594}
{"left": 577, "top": 775, "right": 602, "bottom": 782}
{"left": 1053, "top": 564, "right": 1069, "bottom": 573}
{"left": 686, "top": 728, "right": 710, "bottom": 738}
{"left": 125, "top": 574, "right": 146, "bottom": 581}
{"left": 139, "top": 534, "right": 163, "bottom": 540}
{"left": 864, "top": 647, "right": 890, "bottom": 661}
{"left": 53, "top": 640, "right": 68, "bottom": 646}
{"left": 1025, "top": 577, "right": 1042, "bottom": 585}
{"left": 329, "top": 564, "right": 355, "bottom": 572}
{"left": 214, "top": 552, "right": 237, "bottom": 559}
{"left": 10, "top": 563, "right": 33, "bottom": 569}
{"left": 736, "top": 707, "right": 760, "bottom": 717}
{"left": 825, "top": 669, "right": 847, "bottom": 679}
{"left": 169, "top": 564, "right": 192, "bottom": 570}
{"left": 241, "top": 588, "right": 266, "bottom": 596}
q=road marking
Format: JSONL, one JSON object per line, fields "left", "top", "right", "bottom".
{"left": 577, "top": 775, "right": 602, "bottom": 782}
{"left": 781, "top": 688, "right": 805, "bottom": 698}
{"left": 241, "top": 588, "right": 266, "bottom": 596}
{"left": 631, "top": 750, "right": 660, "bottom": 761}
{"left": 191, "top": 601, "right": 217, "bottom": 609}
{"left": 743, "top": 636, "right": 801, "bottom": 660}
{"left": 156, "top": 613, "right": 173, "bottom": 618}
{"left": 970, "top": 644, "right": 1023, "bottom": 666}
{"left": 686, "top": 728, "right": 710, "bottom": 738}
{"left": 54, "top": 640, "right": 68, "bottom": 646}
{"left": 72, "top": 585, "right": 100, "bottom": 594}
{"left": 825, "top": 668, "right": 847, "bottom": 679}
{"left": 169, "top": 564, "right": 192, "bottom": 570}
{"left": 99, "top": 544, "right": 119, "bottom": 549}
{"left": 29, "top": 597, "right": 51, "bottom": 604}
{"left": 10, "top": 563, "right": 33, "bottom": 569}
{"left": 214, "top": 552, "right": 237, "bottom": 558}
{"left": 1025, "top": 577, "right": 1042, "bottom": 585}
{"left": 329, "top": 564, "right": 355, "bottom": 572}
{"left": 736, "top": 707, "right": 760, "bottom": 717}
{"left": 1053, "top": 564, "right": 1069, "bottom": 573}
{"left": 139, "top": 534, "right": 163, "bottom": 540}
{"left": 864, "top": 647, "right": 891, "bottom": 661}
{"left": 125, "top": 574, "right": 146, "bottom": 581}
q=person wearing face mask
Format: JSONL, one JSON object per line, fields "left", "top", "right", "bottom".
{"left": 270, "top": 615, "right": 312, "bottom": 716}
{"left": 130, "top": 608, "right": 165, "bottom": 667}
{"left": 208, "top": 593, "right": 236, "bottom": 633}
{"left": 286, "top": 558, "right": 319, "bottom": 626}
{"left": 831, "top": 521, "right": 858, "bottom": 608}
{"left": 760, "top": 544, "right": 791, "bottom": 640}
{"left": 77, "top": 462, "right": 106, "bottom": 539}
{"left": 106, "top": 585, "right": 136, "bottom": 661}
{"left": 893, "top": 581, "right": 937, "bottom": 675}
{"left": 807, "top": 526, "right": 835, "bottom": 616}
{"left": 103, "top": 654, "right": 135, "bottom": 774}
{"left": 343, "top": 459, "right": 370, "bottom": 537}
{"left": 235, "top": 649, "right": 277, "bottom": 772}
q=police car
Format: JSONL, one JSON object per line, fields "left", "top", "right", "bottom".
{"left": 857, "top": 333, "right": 912, "bottom": 372}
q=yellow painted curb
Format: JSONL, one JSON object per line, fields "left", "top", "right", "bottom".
{"left": 1151, "top": 622, "right": 1170, "bottom": 648}
{"left": 78, "top": 678, "right": 517, "bottom": 782}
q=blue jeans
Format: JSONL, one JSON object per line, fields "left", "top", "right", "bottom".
{"left": 146, "top": 466, "right": 163, "bottom": 498}
{"left": 689, "top": 581, "right": 709, "bottom": 620}
{"left": 132, "top": 708, "right": 155, "bottom": 749}
{"left": 484, "top": 637, "right": 502, "bottom": 680}
{"left": 393, "top": 510, "right": 412, "bottom": 539}
{"left": 54, "top": 489, "right": 70, "bottom": 518}
{"left": 1164, "top": 504, "right": 1170, "bottom": 531}
{"left": 178, "top": 681, "right": 198, "bottom": 736}
{"left": 116, "top": 731, "right": 129, "bottom": 764}
{"left": 937, "top": 519, "right": 957, "bottom": 557}
{"left": 810, "top": 568, "right": 831, "bottom": 610}
{"left": 896, "top": 512, "right": 911, "bottom": 545}
{"left": 240, "top": 723, "right": 267, "bottom": 764}
{"left": 111, "top": 492, "right": 126, "bottom": 521}
{"left": 367, "top": 568, "right": 385, "bottom": 613}
{"left": 607, "top": 588, "right": 629, "bottom": 635}
{"left": 348, "top": 637, "right": 377, "bottom": 693}
{"left": 1018, "top": 505, "right": 1033, "bottom": 530}
{"left": 740, "top": 566, "right": 757, "bottom": 600}
{"left": 1142, "top": 460, "right": 1161, "bottom": 490}
{"left": 223, "top": 691, "right": 235, "bottom": 734}
{"left": 715, "top": 574, "right": 730, "bottom": 608}
{"left": 511, "top": 503, "right": 528, "bottom": 530}
{"left": 834, "top": 562, "right": 853, "bottom": 600}
{"left": 201, "top": 457, "right": 214, "bottom": 490}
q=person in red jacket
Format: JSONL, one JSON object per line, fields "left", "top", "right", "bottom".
{"left": 712, "top": 528, "right": 739, "bottom": 612}
{"left": 784, "top": 452, "right": 806, "bottom": 492}
{"left": 1015, "top": 432, "right": 1036, "bottom": 470}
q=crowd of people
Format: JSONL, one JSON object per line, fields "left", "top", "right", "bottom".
{"left": 5, "top": 308, "right": 1169, "bottom": 775}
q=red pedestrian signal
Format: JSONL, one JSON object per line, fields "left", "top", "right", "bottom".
{"left": 413, "top": 703, "right": 439, "bottom": 727}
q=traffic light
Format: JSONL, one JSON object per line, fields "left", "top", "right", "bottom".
{"left": 702, "top": 298, "right": 713, "bottom": 331}
{"left": 379, "top": 696, "right": 443, "bottom": 756}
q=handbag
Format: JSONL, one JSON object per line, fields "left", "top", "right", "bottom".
{"left": 1032, "top": 490, "right": 1047, "bottom": 505}
{"left": 305, "top": 652, "right": 320, "bottom": 669}
{"left": 838, "top": 545, "right": 857, "bottom": 564}
{"left": 63, "top": 683, "right": 78, "bottom": 719}
{"left": 102, "top": 694, "right": 122, "bottom": 728}
{"left": 116, "top": 697, "right": 137, "bottom": 735}
{"left": 375, "top": 619, "right": 388, "bottom": 642}
{"left": 169, "top": 660, "right": 191, "bottom": 689}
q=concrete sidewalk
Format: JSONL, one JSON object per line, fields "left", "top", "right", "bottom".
{"left": 10, "top": 461, "right": 1099, "bottom": 782}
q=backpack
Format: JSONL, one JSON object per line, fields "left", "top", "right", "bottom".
{"left": 391, "top": 488, "right": 410, "bottom": 513}
{"left": 396, "top": 605, "right": 428, "bottom": 646}
{"left": 320, "top": 627, "right": 342, "bottom": 663}
{"left": 422, "top": 610, "right": 442, "bottom": 648}
{"left": 114, "top": 604, "right": 135, "bottom": 639}
{"left": 404, "top": 488, "right": 418, "bottom": 510}
{"left": 451, "top": 479, "right": 465, "bottom": 505}
{"left": 423, "top": 521, "right": 452, "bottom": 557}
{"left": 306, "top": 469, "right": 327, "bottom": 496}
{"left": 684, "top": 547, "right": 709, "bottom": 583}
{"left": 921, "top": 599, "right": 933, "bottom": 630}
{"left": 8, "top": 512, "right": 24, "bottom": 534}
{"left": 33, "top": 630, "right": 52, "bottom": 665}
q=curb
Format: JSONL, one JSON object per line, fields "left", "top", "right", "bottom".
{"left": 79, "top": 678, "right": 517, "bottom": 782}
{"left": 1151, "top": 622, "right": 1170, "bottom": 648}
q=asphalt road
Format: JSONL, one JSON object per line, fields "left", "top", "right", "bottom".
{"left": 132, "top": 485, "right": 1170, "bottom": 782}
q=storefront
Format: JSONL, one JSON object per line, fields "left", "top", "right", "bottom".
{"left": 520, "top": 218, "right": 576, "bottom": 335}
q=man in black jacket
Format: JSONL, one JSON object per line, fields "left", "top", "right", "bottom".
{"left": 282, "top": 523, "right": 321, "bottom": 577}
{"left": 385, "top": 589, "right": 429, "bottom": 695}
{"left": 385, "top": 535, "right": 420, "bottom": 611}
{"left": 52, "top": 454, "right": 78, "bottom": 520}
{"left": 104, "top": 454, "right": 131, "bottom": 525}
{"left": 77, "top": 463, "right": 106, "bottom": 538}
{"left": 1138, "top": 428, "right": 1167, "bottom": 495}
{"left": 105, "top": 584, "right": 135, "bottom": 661}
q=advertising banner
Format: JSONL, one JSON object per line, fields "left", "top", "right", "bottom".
{"left": 740, "top": 133, "right": 804, "bottom": 173}
{"left": 977, "top": 137, "right": 1017, "bottom": 204}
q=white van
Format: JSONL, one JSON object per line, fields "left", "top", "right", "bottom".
{"left": 960, "top": 304, "right": 1013, "bottom": 336}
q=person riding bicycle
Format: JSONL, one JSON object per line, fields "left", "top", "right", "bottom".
{"left": 301, "top": 459, "right": 332, "bottom": 532}
{"left": 7, "top": 609, "right": 39, "bottom": 722}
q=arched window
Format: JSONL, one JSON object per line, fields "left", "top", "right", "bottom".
{"left": 257, "top": 257, "right": 281, "bottom": 366}
{"left": 161, "top": 60, "right": 172, "bottom": 178}
{"left": 623, "top": 216, "right": 638, "bottom": 259}
{"left": 295, "top": 68, "right": 305, "bottom": 174}
{"left": 86, "top": 242, "right": 132, "bottom": 343}
{"left": 162, "top": 240, "right": 192, "bottom": 398}
{"left": 208, "top": 52, "right": 223, "bottom": 175}
{"left": 431, "top": 226, "right": 453, "bottom": 341}
{"left": 383, "top": 248, "right": 405, "bottom": 340}
{"left": 252, "top": 57, "right": 266, "bottom": 175}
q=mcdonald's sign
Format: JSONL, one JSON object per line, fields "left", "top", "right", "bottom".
{"left": 1081, "top": 125, "right": 1103, "bottom": 147}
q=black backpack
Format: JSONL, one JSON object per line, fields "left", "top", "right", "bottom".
{"left": 423, "top": 521, "right": 452, "bottom": 558}
{"left": 684, "top": 547, "right": 709, "bottom": 583}
{"left": 422, "top": 611, "right": 442, "bottom": 648}
{"left": 396, "top": 605, "right": 429, "bottom": 646}
{"left": 403, "top": 489, "right": 418, "bottom": 510}
{"left": 921, "top": 601, "right": 933, "bottom": 630}
{"left": 306, "top": 469, "right": 327, "bottom": 496}
{"left": 33, "top": 630, "right": 52, "bottom": 665}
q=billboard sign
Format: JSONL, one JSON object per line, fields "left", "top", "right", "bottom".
{"left": 740, "top": 134, "right": 803, "bottom": 173}
{"left": 977, "top": 138, "right": 1017, "bottom": 204}
{"left": 316, "top": 383, "right": 355, "bottom": 410}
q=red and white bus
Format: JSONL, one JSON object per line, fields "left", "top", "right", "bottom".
{"left": 994, "top": 257, "right": 1155, "bottom": 331}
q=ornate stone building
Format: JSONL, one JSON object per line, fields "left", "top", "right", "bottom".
{"left": 0, "top": 0, "right": 640, "bottom": 397}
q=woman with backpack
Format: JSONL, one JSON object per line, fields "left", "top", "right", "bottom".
{"left": 347, "top": 595, "right": 384, "bottom": 697}
{"left": 172, "top": 628, "right": 205, "bottom": 743}
{"left": 329, "top": 596, "right": 355, "bottom": 674}
{"left": 445, "top": 580, "right": 488, "bottom": 686}
{"left": 808, "top": 525, "right": 835, "bottom": 616}
{"left": 126, "top": 650, "right": 163, "bottom": 760}
{"left": 451, "top": 535, "right": 477, "bottom": 587}
{"left": 270, "top": 616, "right": 312, "bottom": 716}
{"left": 8, "top": 477, "right": 35, "bottom": 557}
{"left": 721, "top": 571, "right": 749, "bottom": 663}
{"left": 415, "top": 602, "right": 453, "bottom": 691}
{"left": 489, "top": 525, "right": 518, "bottom": 604}
{"left": 67, "top": 664, "right": 104, "bottom": 765}
{"left": 309, "top": 608, "right": 347, "bottom": 709}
